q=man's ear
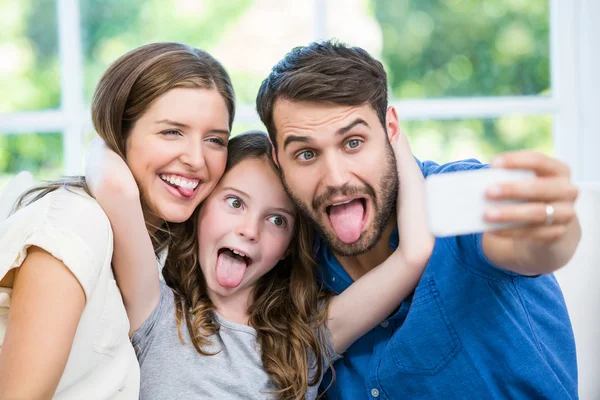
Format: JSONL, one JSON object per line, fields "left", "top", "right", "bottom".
{"left": 267, "top": 134, "right": 280, "bottom": 168}
{"left": 386, "top": 106, "right": 400, "bottom": 144}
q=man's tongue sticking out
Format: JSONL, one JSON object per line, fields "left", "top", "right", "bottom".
{"left": 215, "top": 250, "right": 247, "bottom": 288}
{"left": 328, "top": 199, "right": 365, "bottom": 243}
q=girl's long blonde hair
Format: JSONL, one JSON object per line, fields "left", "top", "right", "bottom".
{"left": 16, "top": 42, "right": 235, "bottom": 253}
{"left": 162, "top": 132, "right": 332, "bottom": 400}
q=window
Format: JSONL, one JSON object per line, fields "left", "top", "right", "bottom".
{"left": 1, "top": 0, "right": 598, "bottom": 186}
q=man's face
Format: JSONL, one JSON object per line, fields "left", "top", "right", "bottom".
{"left": 272, "top": 99, "right": 399, "bottom": 256}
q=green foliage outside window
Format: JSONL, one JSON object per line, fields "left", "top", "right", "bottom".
{"left": 0, "top": 0, "right": 551, "bottom": 187}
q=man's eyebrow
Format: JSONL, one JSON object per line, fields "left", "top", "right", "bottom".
{"left": 283, "top": 135, "right": 310, "bottom": 150}
{"left": 281, "top": 118, "right": 369, "bottom": 150}
{"left": 337, "top": 118, "right": 370, "bottom": 135}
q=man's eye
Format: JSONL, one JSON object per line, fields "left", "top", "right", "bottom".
{"left": 347, "top": 139, "right": 362, "bottom": 149}
{"left": 297, "top": 150, "right": 315, "bottom": 161}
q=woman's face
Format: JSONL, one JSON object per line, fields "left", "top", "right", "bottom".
{"left": 196, "top": 157, "right": 296, "bottom": 300}
{"left": 125, "top": 87, "right": 230, "bottom": 223}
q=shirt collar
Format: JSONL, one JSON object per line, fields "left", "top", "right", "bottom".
{"left": 317, "top": 226, "right": 399, "bottom": 294}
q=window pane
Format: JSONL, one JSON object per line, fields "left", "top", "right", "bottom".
{"left": 80, "top": 0, "right": 315, "bottom": 106}
{"left": 405, "top": 115, "right": 552, "bottom": 163}
{"left": 0, "top": 0, "right": 60, "bottom": 112}
{"left": 0, "top": 132, "right": 64, "bottom": 184}
{"left": 328, "top": 0, "right": 550, "bottom": 98}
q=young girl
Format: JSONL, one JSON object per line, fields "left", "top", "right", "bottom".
{"left": 88, "top": 130, "right": 433, "bottom": 399}
{"left": 0, "top": 42, "right": 235, "bottom": 399}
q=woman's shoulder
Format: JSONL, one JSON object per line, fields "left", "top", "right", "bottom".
{"left": 0, "top": 187, "right": 114, "bottom": 297}
{"left": 14, "top": 187, "right": 110, "bottom": 235}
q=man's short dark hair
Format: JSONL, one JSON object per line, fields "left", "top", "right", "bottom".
{"left": 256, "top": 40, "right": 389, "bottom": 151}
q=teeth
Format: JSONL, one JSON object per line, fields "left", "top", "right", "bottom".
{"left": 160, "top": 174, "right": 200, "bottom": 190}
{"left": 231, "top": 249, "right": 246, "bottom": 258}
{"left": 332, "top": 200, "right": 353, "bottom": 206}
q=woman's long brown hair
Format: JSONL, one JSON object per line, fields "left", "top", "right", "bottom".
{"left": 162, "top": 132, "right": 332, "bottom": 399}
{"left": 15, "top": 42, "right": 235, "bottom": 253}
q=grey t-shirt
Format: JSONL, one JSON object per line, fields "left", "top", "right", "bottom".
{"left": 132, "top": 282, "right": 341, "bottom": 400}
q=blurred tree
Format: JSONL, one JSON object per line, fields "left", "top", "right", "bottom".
{"left": 371, "top": 0, "right": 551, "bottom": 161}
{"left": 0, "top": 0, "right": 552, "bottom": 181}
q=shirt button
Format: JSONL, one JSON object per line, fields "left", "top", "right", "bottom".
{"left": 371, "top": 388, "right": 380, "bottom": 397}
{"left": 332, "top": 277, "right": 336, "bottom": 282}
{"left": 380, "top": 320, "right": 389, "bottom": 328}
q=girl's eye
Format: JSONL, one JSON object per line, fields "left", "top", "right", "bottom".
{"left": 226, "top": 196, "right": 243, "bottom": 209}
{"left": 297, "top": 150, "right": 316, "bottom": 161}
{"left": 207, "top": 137, "right": 227, "bottom": 146}
{"left": 268, "top": 215, "right": 287, "bottom": 227}
{"left": 346, "top": 139, "right": 362, "bottom": 149}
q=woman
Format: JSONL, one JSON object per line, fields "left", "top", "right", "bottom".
{"left": 0, "top": 42, "right": 235, "bottom": 399}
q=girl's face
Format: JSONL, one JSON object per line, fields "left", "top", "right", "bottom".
{"left": 197, "top": 157, "right": 296, "bottom": 301}
{"left": 125, "top": 87, "right": 230, "bottom": 224}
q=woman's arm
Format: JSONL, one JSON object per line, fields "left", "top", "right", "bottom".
{"left": 327, "top": 125, "right": 435, "bottom": 354}
{"left": 0, "top": 247, "right": 85, "bottom": 399}
{"left": 85, "top": 138, "right": 160, "bottom": 334}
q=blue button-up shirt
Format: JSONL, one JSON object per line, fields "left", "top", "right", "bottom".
{"left": 318, "top": 159, "right": 577, "bottom": 399}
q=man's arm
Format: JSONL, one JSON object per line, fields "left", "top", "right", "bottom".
{"left": 481, "top": 151, "right": 581, "bottom": 275}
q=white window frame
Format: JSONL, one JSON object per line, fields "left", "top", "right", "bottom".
{"left": 0, "top": 0, "right": 598, "bottom": 182}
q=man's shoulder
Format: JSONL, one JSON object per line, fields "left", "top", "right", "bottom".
{"left": 419, "top": 158, "right": 488, "bottom": 178}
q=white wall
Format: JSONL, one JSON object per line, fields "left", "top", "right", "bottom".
{"left": 555, "top": 183, "right": 600, "bottom": 400}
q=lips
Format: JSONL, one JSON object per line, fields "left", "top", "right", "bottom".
{"left": 160, "top": 174, "right": 201, "bottom": 189}
{"left": 217, "top": 247, "right": 253, "bottom": 267}
{"left": 159, "top": 173, "right": 203, "bottom": 199}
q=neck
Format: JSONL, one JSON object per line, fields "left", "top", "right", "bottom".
{"left": 208, "top": 287, "right": 253, "bottom": 325}
{"left": 334, "top": 215, "right": 396, "bottom": 281}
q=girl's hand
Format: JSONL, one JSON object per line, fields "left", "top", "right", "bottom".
{"left": 85, "top": 138, "right": 138, "bottom": 199}
{"left": 392, "top": 129, "right": 435, "bottom": 269}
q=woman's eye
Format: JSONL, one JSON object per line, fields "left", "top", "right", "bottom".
{"left": 207, "top": 137, "right": 226, "bottom": 146}
{"left": 162, "top": 129, "right": 182, "bottom": 136}
{"left": 226, "top": 196, "right": 243, "bottom": 209}
{"left": 268, "top": 215, "right": 287, "bottom": 227}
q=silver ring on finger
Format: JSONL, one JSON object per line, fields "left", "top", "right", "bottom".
{"left": 544, "top": 204, "right": 555, "bottom": 226}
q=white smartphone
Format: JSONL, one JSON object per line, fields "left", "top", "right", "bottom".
{"left": 425, "top": 168, "right": 535, "bottom": 237}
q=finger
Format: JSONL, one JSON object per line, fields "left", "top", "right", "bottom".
{"left": 486, "top": 178, "right": 579, "bottom": 202}
{"left": 488, "top": 224, "right": 567, "bottom": 242}
{"left": 492, "top": 151, "right": 571, "bottom": 177}
{"left": 485, "top": 202, "right": 576, "bottom": 226}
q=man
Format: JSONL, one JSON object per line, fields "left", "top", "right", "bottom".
{"left": 256, "top": 41, "right": 580, "bottom": 399}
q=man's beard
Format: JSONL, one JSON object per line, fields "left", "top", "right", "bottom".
{"left": 281, "top": 142, "right": 399, "bottom": 257}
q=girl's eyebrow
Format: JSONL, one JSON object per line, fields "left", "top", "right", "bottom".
{"left": 222, "top": 187, "right": 250, "bottom": 199}
{"left": 271, "top": 207, "right": 295, "bottom": 217}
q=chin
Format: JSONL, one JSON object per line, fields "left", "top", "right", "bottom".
{"left": 159, "top": 208, "right": 194, "bottom": 224}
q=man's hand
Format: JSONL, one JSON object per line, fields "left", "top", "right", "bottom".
{"left": 482, "top": 150, "right": 581, "bottom": 274}
{"left": 484, "top": 151, "right": 578, "bottom": 243}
